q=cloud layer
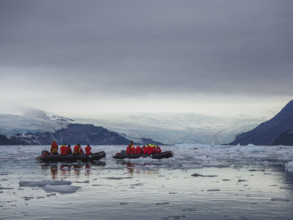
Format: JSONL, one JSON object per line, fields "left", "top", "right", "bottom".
{"left": 0, "top": 0, "right": 292, "bottom": 116}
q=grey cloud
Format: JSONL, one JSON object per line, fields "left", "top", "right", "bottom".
{"left": 0, "top": 0, "right": 293, "bottom": 98}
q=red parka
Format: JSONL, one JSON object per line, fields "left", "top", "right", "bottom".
{"left": 73, "top": 145, "right": 84, "bottom": 154}
{"left": 85, "top": 145, "right": 92, "bottom": 155}
{"left": 51, "top": 141, "right": 58, "bottom": 154}
{"left": 155, "top": 146, "right": 162, "bottom": 153}
{"left": 60, "top": 145, "right": 69, "bottom": 156}
{"left": 126, "top": 145, "right": 132, "bottom": 155}
{"left": 135, "top": 146, "right": 142, "bottom": 154}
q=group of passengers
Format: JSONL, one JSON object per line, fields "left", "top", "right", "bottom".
{"left": 50, "top": 140, "right": 92, "bottom": 156}
{"left": 126, "top": 141, "right": 162, "bottom": 155}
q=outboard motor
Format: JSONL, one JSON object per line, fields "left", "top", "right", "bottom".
{"left": 41, "top": 150, "right": 49, "bottom": 156}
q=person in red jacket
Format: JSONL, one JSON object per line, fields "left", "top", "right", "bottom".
{"left": 149, "top": 145, "right": 155, "bottom": 154}
{"left": 126, "top": 145, "right": 132, "bottom": 154}
{"left": 142, "top": 145, "right": 146, "bottom": 153}
{"left": 143, "top": 145, "right": 149, "bottom": 154}
{"left": 85, "top": 144, "right": 92, "bottom": 155}
{"left": 144, "top": 144, "right": 153, "bottom": 154}
{"left": 73, "top": 144, "right": 84, "bottom": 155}
{"left": 50, "top": 140, "right": 58, "bottom": 155}
{"left": 130, "top": 145, "right": 136, "bottom": 154}
{"left": 60, "top": 144, "right": 69, "bottom": 156}
{"left": 135, "top": 145, "right": 142, "bottom": 154}
{"left": 79, "top": 146, "right": 84, "bottom": 154}
{"left": 126, "top": 141, "right": 134, "bottom": 155}
{"left": 155, "top": 146, "right": 162, "bottom": 153}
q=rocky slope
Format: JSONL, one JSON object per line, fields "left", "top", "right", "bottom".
{"left": 272, "top": 129, "right": 293, "bottom": 146}
{"left": 230, "top": 100, "right": 293, "bottom": 145}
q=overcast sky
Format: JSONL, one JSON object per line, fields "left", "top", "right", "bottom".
{"left": 0, "top": 0, "right": 292, "bottom": 118}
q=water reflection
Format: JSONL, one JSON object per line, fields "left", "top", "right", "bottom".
{"left": 116, "top": 160, "right": 160, "bottom": 176}
{"left": 40, "top": 162, "right": 106, "bottom": 180}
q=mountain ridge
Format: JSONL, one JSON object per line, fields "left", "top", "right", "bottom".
{"left": 230, "top": 100, "right": 293, "bottom": 145}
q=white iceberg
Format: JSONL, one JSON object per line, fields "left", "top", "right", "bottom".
{"left": 19, "top": 180, "right": 72, "bottom": 187}
{"left": 43, "top": 185, "right": 79, "bottom": 194}
{"left": 285, "top": 161, "right": 293, "bottom": 172}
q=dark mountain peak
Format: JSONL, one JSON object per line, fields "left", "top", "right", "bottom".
{"left": 280, "top": 100, "right": 293, "bottom": 113}
{"left": 2, "top": 123, "right": 163, "bottom": 145}
{"left": 230, "top": 99, "right": 293, "bottom": 145}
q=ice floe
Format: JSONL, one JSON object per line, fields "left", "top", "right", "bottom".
{"left": 19, "top": 180, "right": 78, "bottom": 194}
{"left": 43, "top": 185, "right": 79, "bottom": 194}
{"left": 285, "top": 161, "right": 293, "bottom": 172}
{"left": 19, "top": 180, "right": 72, "bottom": 187}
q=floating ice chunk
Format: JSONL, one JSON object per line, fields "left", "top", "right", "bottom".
{"left": 271, "top": 198, "right": 290, "bottom": 202}
{"left": 285, "top": 161, "right": 293, "bottom": 172}
{"left": 22, "top": 196, "right": 34, "bottom": 201}
{"left": 43, "top": 185, "right": 79, "bottom": 194}
{"left": 0, "top": 187, "right": 13, "bottom": 190}
{"left": 241, "top": 144, "right": 266, "bottom": 153}
{"left": 75, "top": 180, "right": 89, "bottom": 184}
{"left": 19, "top": 180, "right": 72, "bottom": 187}
{"left": 156, "top": 202, "right": 169, "bottom": 205}
{"left": 104, "top": 177, "right": 133, "bottom": 180}
{"left": 191, "top": 173, "right": 217, "bottom": 177}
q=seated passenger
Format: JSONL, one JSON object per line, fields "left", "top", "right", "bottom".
{"left": 143, "top": 144, "right": 150, "bottom": 154}
{"left": 79, "top": 145, "right": 84, "bottom": 154}
{"left": 126, "top": 144, "right": 132, "bottom": 155}
{"left": 73, "top": 144, "right": 84, "bottom": 155}
{"left": 145, "top": 144, "right": 153, "bottom": 154}
{"left": 60, "top": 144, "right": 69, "bottom": 156}
{"left": 155, "top": 146, "right": 162, "bottom": 153}
{"left": 142, "top": 145, "right": 146, "bottom": 152}
{"left": 135, "top": 145, "right": 142, "bottom": 154}
{"left": 85, "top": 144, "right": 92, "bottom": 155}
{"left": 130, "top": 145, "right": 136, "bottom": 154}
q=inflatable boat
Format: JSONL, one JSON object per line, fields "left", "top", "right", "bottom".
{"left": 36, "top": 150, "right": 106, "bottom": 162}
{"left": 113, "top": 151, "right": 173, "bottom": 160}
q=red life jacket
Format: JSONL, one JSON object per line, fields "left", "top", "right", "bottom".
{"left": 51, "top": 141, "right": 58, "bottom": 154}
{"left": 130, "top": 146, "right": 136, "bottom": 154}
{"left": 80, "top": 147, "right": 84, "bottom": 154}
{"left": 126, "top": 145, "right": 132, "bottom": 154}
{"left": 156, "top": 147, "right": 162, "bottom": 153}
{"left": 73, "top": 145, "right": 80, "bottom": 154}
{"left": 148, "top": 146, "right": 154, "bottom": 154}
{"left": 51, "top": 141, "right": 58, "bottom": 148}
{"left": 136, "top": 146, "right": 142, "bottom": 154}
{"left": 144, "top": 146, "right": 152, "bottom": 154}
{"left": 60, "top": 145, "right": 68, "bottom": 156}
{"left": 85, "top": 145, "right": 92, "bottom": 155}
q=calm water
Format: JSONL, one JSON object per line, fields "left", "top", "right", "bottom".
{"left": 0, "top": 145, "right": 293, "bottom": 220}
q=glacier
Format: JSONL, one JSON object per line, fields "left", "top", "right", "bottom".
{"left": 76, "top": 113, "right": 266, "bottom": 144}
{"left": 0, "top": 113, "right": 70, "bottom": 137}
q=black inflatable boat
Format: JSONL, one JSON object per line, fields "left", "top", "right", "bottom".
{"left": 113, "top": 151, "right": 174, "bottom": 160}
{"left": 36, "top": 151, "right": 106, "bottom": 162}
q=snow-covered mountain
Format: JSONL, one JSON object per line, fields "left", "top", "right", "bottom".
{"left": 75, "top": 113, "right": 265, "bottom": 144}
{"left": 0, "top": 110, "right": 161, "bottom": 145}
{"left": 0, "top": 109, "right": 266, "bottom": 145}
{"left": 0, "top": 110, "right": 71, "bottom": 137}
